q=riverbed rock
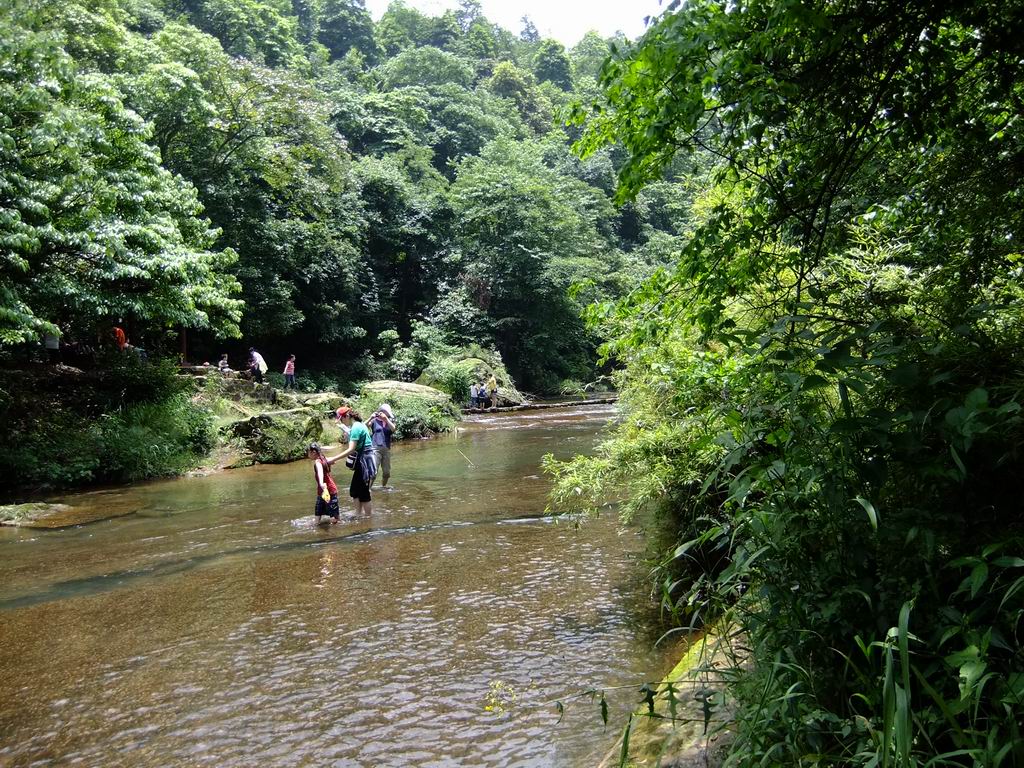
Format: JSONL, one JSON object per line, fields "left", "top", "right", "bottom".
{"left": 223, "top": 409, "right": 323, "bottom": 465}
{"left": 292, "top": 391, "right": 350, "bottom": 414}
{"left": 361, "top": 380, "right": 450, "bottom": 403}
{"left": 208, "top": 376, "right": 278, "bottom": 404}
{"left": 0, "top": 502, "right": 73, "bottom": 527}
{"left": 0, "top": 502, "right": 136, "bottom": 529}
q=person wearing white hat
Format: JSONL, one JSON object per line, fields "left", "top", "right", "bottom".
{"left": 367, "top": 403, "right": 396, "bottom": 489}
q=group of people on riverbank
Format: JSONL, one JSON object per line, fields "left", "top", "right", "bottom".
{"left": 308, "top": 404, "right": 395, "bottom": 524}
{"left": 216, "top": 348, "right": 297, "bottom": 389}
{"left": 469, "top": 375, "right": 499, "bottom": 409}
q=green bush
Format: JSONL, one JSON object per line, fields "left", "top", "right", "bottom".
{"left": 235, "top": 414, "right": 322, "bottom": 464}
{"left": 547, "top": 253, "right": 1024, "bottom": 765}
{"left": 0, "top": 360, "right": 214, "bottom": 490}
{"left": 428, "top": 359, "right": 474, "bottom": 400}
{"left": 97, "top": 394, "right": 216, "bottom": 482}
{"left": 0, "top": 393, "right": 214, "bottom": 488}
{"left": 353, "top": 392, "right": 460, "bottom": 439}
{"left": 557, "top": 378, "right": 586, "bottom": 398}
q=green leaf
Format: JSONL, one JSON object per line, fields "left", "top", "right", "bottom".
{"left": 964, "top": 388, "right": 989, "bottom": 410}
{"left": 969, "top": 563, "right": 989, "bottom": 598}
{"left": 618, "top": 714, "right": 634, "bottom": 767}
{"left": 855, "top": 497, "right": 879, "bottom": 531}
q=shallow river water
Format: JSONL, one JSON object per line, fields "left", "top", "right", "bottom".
{"left": 0, "top": 406, "right": 676, "bottom": 767}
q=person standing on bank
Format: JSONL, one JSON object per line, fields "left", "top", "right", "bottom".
{"left": 43, "top": 330, "right": 61, "bottom": 363}
{"left": 307, "top": 442, "right": 341, "bottom": 525}
{"left": 283, "top": 354, "right": 297, "bottom": 389}
{"left": 335, "top": 407, "right": 376, "bottom": 516}
{"left": 367, "top": 404, "right": 396, "bottom": 489}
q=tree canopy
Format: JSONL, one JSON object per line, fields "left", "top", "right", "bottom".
{"left": 1, "top": 0, "right": 674, "bottom": 391}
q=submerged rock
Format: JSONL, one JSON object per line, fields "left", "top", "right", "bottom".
{"left": 0, "top": 502, "right": 136, "bottom": 529}
{"left": 0, "top": 502, "right": 72, "bottom": 527}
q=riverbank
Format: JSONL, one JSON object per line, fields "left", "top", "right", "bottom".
{"left": 596, "top": 625, "right": 743, "bottom": 768}
{"left": 0, "top": 352, "right": 621, "bottom": 507}
{"left": 0, "top": 360, "right": 464, "bottom": 499}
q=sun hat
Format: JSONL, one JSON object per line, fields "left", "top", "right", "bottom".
{"left": 379, "top": 403, "right": 393, "bottom": 418}
{"left": 336, "top": 406, "right": 353, "bottom": 419}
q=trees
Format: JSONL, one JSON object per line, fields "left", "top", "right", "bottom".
{"left": 569, "top": 30, "right": 610, "bottom": 80}
{"left": 484, "top": 61, "right": 553, "bottom": 135}
{"left": 2, "top": 0, "right": 693, "bottom": 398}
{"left": 378, "top": 45, "right": 475, "bottom": 90}
{"left": 374, "top": 1, "right": 461, "bottom": 55}
{"left": 118, "top": 20, "right": 368, "bottom": 346}
{"left": 556, "top": 0, "right": 1024, "bottom": 762}
{"left": 187, "top": 0, "right": 304, "bottom": 66}
{"left": 519, "top": 15, "right": 539, "bottom": 43}
{"left": 0, "top": 6, "right": 241, "bottom": 344}
{"left": 533, "top": 38, "right": 571, "bottom": 90}
{"left": 318, "top": 0, "right": 380, "bottom": 64}
{"left": 449, "top": 138, "right": 616, "bottom": 389}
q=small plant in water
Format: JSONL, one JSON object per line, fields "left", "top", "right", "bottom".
{"left": 483, "top": 681, "right": 517, "bottom": 715}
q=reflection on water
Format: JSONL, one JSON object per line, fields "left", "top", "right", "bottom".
{"left": 0, "top": 406, "right": 676, "bottom": 767}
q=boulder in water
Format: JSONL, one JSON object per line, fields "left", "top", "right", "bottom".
{"left": 223, "top": 409, "right": 323, "bottom": 465}
{"left": 361, "top": 380, "right": 450, "bottom": 403}
{"left": 292, "top": 392, "right": 351, "bottom": 414}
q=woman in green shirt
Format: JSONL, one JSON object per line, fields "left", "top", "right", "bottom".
{"left": 335, "top": 407, "right": 377, "bottom": 516}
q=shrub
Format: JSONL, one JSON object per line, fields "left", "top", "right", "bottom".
{"left": 427, "top": 359, "right": 474, "bottom": 400}
{"left": 0, "top": 360, "right": 214, "bottom": 490}
{"left": 97, "top": 394, "right": 216, "bottom": 482}
{"left": 557, "top": 379, "right": 586, "bottom": 398}
{"left": 353, "top": 392, "right": 460, "bottom": 439}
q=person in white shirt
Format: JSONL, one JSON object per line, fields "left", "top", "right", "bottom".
{"left": 249, "top": 347, "right": 268, "bottom": 383}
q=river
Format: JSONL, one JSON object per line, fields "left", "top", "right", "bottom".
{"left": 0, "top": 406, "right": 677, "bottom": 767}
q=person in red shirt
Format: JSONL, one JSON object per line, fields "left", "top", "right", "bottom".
{"left": 283, "top": 354, "right": 296, "bottom": 389}
{"left": 308, "top": 442, "right": 343, "bottom": 524}
{"left": 112, "top": 325, "right": 127, "bottom": 351}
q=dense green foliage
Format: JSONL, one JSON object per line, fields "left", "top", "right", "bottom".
{"left": 550, "top": 0, "right": 1024, "bottom": 764}
{"left": 0, "top": 3, "right": 243, "bottom": 344}
{"left": 0, "top": 357, "right": 214, "bottom": 488}
{"left": 352, "top": 390, "right": 460, "bottom": 439}
{"left": 0, "top": 0, "right": 693, "bottom": 392}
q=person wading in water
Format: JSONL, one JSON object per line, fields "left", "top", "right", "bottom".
{"left": 307, "top": 442, "right": 342, "bottom": 525}
{"left": 366, "top": 404, "right": 396, "bottom": 489}
{"left": 334, "top": 407, "right": 376, "bottom": 516}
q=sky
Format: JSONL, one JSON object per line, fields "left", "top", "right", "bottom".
{"left": 363, "top": 0, "right": 667, "bottom": 46}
